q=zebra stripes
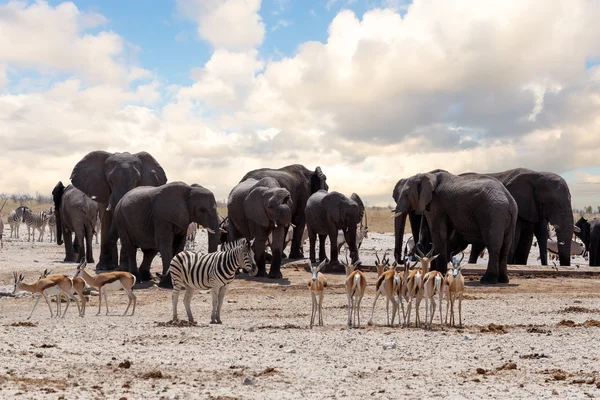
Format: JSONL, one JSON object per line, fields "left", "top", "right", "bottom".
{"left": 22, "top": 208, "right": 52, "bottom": 242}
{"left": 7, "top": 206, "right": 30, "bottom": 238}
{"left": 165, "top": 238, "right": 257, "bottom": 324}
{"left": 46, "top": 209, "right": 57, "bottom": 243}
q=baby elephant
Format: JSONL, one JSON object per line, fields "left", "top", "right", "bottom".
{"left": 305, "top": 190, "right": 365, "bottom": 271}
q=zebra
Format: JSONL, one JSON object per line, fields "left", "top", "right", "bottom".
{"left": 160, "top": 238, "right": 258, "bottom": 324}
{"left": 47, "top": 208, "right": 57, "bottom": 243}
{"left": 7, "top": 206, "right": 30, "bottom": 238}
{"left": 22, "top": 208, "right": 52, "bottom": 242}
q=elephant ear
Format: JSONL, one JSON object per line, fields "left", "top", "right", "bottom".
{"left": 70, "top": 151, "right": 111, "bottom": 204}
{"left": 505, "top": 178, "right": 539, "bottom": 222}
{"left": 350, "top": 193, "right": 365, "bottom": 220}
{"left": 416, "top": 173, "right": 437, "bottom": 213}
{"left": 135, "top": 151, "right": 167, "bottom": 187}
{"left": 51, "top": 181, "right": 65, "bottom": 210}
{"left": 322, "top": 192, "right": 341, "bottom": 223}
{"left": 392, "top": 179, "right": 406, "bottom": 204}
{"left": 244, "top": 187, "right": 270, "bottom": 228}
{"left": 311, "top": 166, "right": 328, "bottom": 193}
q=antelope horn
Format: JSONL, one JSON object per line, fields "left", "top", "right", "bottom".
{"left": 416, "top": 246, "right": 425, "bottom": 258}
{"left": 374, "top": 250, "right": 381, "bottom": 265}
{"left": 458, "top": 251, "right": 464, "bottom": 264}
{"left": 425, "top": 245, "right": 434, "bottom": 258}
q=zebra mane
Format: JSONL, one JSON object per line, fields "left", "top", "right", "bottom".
{"left": 221, "top": 238, "right": 248, "bottom": 251}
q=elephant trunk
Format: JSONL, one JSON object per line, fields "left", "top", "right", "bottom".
{"left": 555, "top": 219, "right": 573, "bottom": 267}
{"left": 394, "top": 212, "right": 408, "bottom": 262}
{"left": 345, "top": 225, "right": 359, "bottom": 263}
{"left": 55, "top": 210, "right": 63, "bottom": 245}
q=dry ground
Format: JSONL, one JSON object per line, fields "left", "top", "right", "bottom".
{"left": 1, "top": 227, "right": 600, "bottom": 400}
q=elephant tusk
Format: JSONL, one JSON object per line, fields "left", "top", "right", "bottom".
{"left": 573, "top": 225, "right": 581, "bottom": 233}
{"left": 91, "top": 196, "right": 97, "bottom": 200}
{"left": 290, "top": 223, "right": 296, "bottom": 228}
{"left": 220, "top": 228, "right": 227, "bottom": 233}
{"left": 207, "top": 228, "right": 216, "bottom": 234}
{"left": 106, "top": 204, "right": 112, "bottom": 212}
{"left": 390, "top": 212, "right": 403, "bottom": 218}
{"left": 274, "top": 222, "right": 278, "bottom": 228}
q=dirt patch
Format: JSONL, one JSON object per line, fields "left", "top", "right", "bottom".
{"left": 140, "top": 370, "right": 167, "bottom": 379}
{"left": 557, "top": 319, "right": 600, "bottom": 327}
{"left": 155, "top": 320, "right": 198, "bottom": 327}
{"left": 559, "top": 306, "right": 600, "bottom": 313}
{"left": 479, "top": 323, "right": 508, "bottom": 334}
{"left": 8, "top": 321, "right": 37, "bottom": 327}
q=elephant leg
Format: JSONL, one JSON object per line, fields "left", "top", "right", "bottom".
{"left": 394, "top": 214, "right": 407, "bottom": 262}
{"left": 253, "top": 236, "right": 268, "bottom": 278}
{"left": 308, "top": 228, "right": 317, "bottom": 263}
{"left": 328, "top": 226, "right": 340, "bottom": 265}
{"left": 497, "top": 227, "right": 513, "bottom": 284}
{"left": 533, "top": 221, "right": 548, "bottom": 266}
{"left": 480, "top": 227, "right": 504, "bottom": 284}
{"left": 318, "top": 234, "right": 327, "bottom": 263}
{"left": 511, "top": 221, "right": 533, "bottom": 265}
{"left": 469, "top": 243, "right": 485, "bottom": 264}
{"left": 140, "top": 249, "right": 158, "bottom": 279}
{"left": 427, "top": 218, "right": 448, "bottom": 274}
{"left": 289, "top": 215, "right": 306, "bottom": 259}
{"left": 267, "top": 226, "right": 284, "bottom": 279}
{"left": 590, "top": 236, "right": 599, "bottom": 267}
{"left": 85, "top": 225, "right": 94, "bottom": 263}
{"left": 156, "top": 232, "right": 175, "bottom": 287}
{"left": 63, "top": 231, "right": 76, "bottom": 262}
{"left": 74, "top": 226, "right": 85, "bottom": 263}
{"left": 97, "top": 210, "right": 117, "bottom": 270}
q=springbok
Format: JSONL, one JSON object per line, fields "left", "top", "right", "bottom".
{"left": 12, "top": 272, "right": 76, "bottom": 319}
{"left": 73, "top": 260, "right": 137, "bottom": 316}
{"left": 39, "top": 269, "right": 87, "bottom": 317}
{"left": 368, "top": 251, "right": 403, "bottom": 326}
{"left": 344, "top": 254, "right": 367, "bottom": 328}
{"left": 308, "top": 259, "right": 327, "bottom": 328}
{"left": 445, "top": 253, "right": 465, "bottom": 327}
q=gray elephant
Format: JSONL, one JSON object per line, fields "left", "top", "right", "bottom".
{"left": 234, "top": 164, "right": 328, "bottom": 275}
{"left": 305, "top": 190, "right": 364, "bottom": 270}
{"left": 227, "top": 177, "right": 293, "bottom": 278}
{"left": 393, "top": 170, "right": 517, "bottom": 284}
{"left": 575, "top": 217, "right": 600, "bottom": 266}
{"left": 70, "top": 151, "right": 167, "bottom": 270}
{"left": 113, "top": 181, "right": 220, "bottom": 286}
{"left": 460, "top": 168, "right": 573, "bottom": 266}
{"left": 52, "top": 181, "right": 99, "bottom": 263}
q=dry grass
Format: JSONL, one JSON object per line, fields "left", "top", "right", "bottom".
{"left": 0, "top": 198, "right": 53, "bottom": 216}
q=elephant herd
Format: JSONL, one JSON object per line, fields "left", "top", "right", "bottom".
{"left": 49, "top": 150, "right": 587, "bottom": 287}
{"left": 393, "top": 168, "right": 578, "bottom": 284}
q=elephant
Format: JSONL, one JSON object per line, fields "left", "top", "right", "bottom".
{"left": 459, "top": 168, "right": 573, "bottom": 266}
{"left": 235, "top": 164, "right": 328, "bottom": 271}
{"left": 305, "top": 190, "right": 365, "bottom": 271}
{"left": 70, "top": 151, "right": 167, "bottom": 270}
{"left": 227, "top": 177, "right": 293, "bottom": 278}
{"left": 393, "top": 170, "right": 518, "bottom": 284}
{"left": 575, "top": 217, "right": 600, "bottom": 266}
{"left": 406, "top": 168, "right": 574, "bottom": 268}
{"left": 113, "top": 181, "right": 220, "bottom": 287}
{"left": 52, "top": 181, "right": 99, "bottom": 263}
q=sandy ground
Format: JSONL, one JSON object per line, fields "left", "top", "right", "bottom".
{"left": 1, "top": 227, "right": 600, "bottom": 399}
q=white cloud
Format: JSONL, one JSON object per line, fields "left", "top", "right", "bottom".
{"left": 4, "top": 0, "right": 600, "bottom": 209}
{"left": 0, "top": 1, "right": 132, "bottom": 86}
{"left": 271, "top": 19, "right": 289, "bottom": 31}
{"left": 176, "top": 0, "right": 265, "bottom": 51}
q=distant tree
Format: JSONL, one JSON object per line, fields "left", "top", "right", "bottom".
{"left": 585, "top": 205, "right": 593, "bottom": 213}
{"left": 597, "top": 205, "right": 600, "bottom": 214}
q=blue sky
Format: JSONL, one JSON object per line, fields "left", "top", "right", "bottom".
{"left": 39, "top": 0, "right": 411, "bottom": 87}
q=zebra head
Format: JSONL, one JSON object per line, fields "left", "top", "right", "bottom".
{"left": 240, "top": 239, "right": 258, "bottom": 277}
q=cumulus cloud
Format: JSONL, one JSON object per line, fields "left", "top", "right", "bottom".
{"left": 176, "top": 0, "right": 265, "bottom": 51}
{"left": 3, "top": 0, "right": 600, "bottom": 209}
{"left": 0, "top": 1, "right": 135, "bottom": 86}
